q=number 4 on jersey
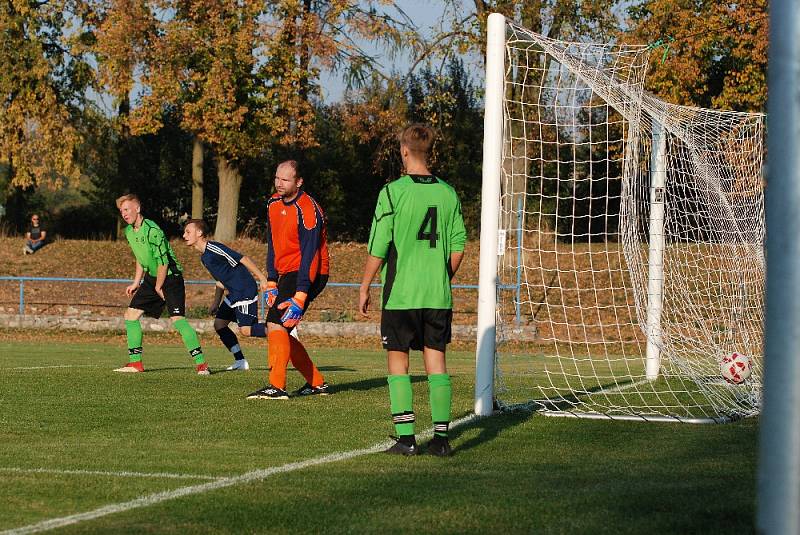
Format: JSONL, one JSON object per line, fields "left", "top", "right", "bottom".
{"left": 417, "top": 206, "right": 439, "bottom": 248}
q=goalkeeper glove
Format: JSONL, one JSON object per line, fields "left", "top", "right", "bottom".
{"left": 264, "top": 282, "right": 279, "bottom": 309}
{"left": 277, "top": 293, "right": 306, "bottom": 328}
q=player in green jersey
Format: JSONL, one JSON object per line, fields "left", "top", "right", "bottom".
{"left": 359, "top": 124, "right": 467, "bottom": 456}
{"left": 114, "top": 194, "right": 208, "bottom": 375}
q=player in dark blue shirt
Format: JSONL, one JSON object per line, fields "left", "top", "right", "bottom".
{"left": 184, "top": 219, "right": 269, "bottom": 371}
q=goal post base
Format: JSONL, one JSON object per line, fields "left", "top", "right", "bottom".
{"left": 539, "top": 410, "right": 736, "bottom": 424}
{"left": 492, "top": 398, "right": 737, "bottom": 423}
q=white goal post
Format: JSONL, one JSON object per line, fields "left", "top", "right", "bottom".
{"left": 475, "top": 13, "right": 764, "bottom": 422}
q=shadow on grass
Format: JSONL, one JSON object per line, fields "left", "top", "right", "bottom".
{"left": 505, "top": 377, "right": 639, "bottom": 413}
{"left": 449, "top": 407, "right": 534, "bottom": 455}
{"left": 116, "top": 364, "right": 358, "bottom": 376}
{"left": 208, "top": 365, "right": 357, "bottom": 375}
{"left": 110, "top": 366, "right": 189, "bottom": 373}
{"left": 449, "top": 378, "right": 639, "bottom": 454}
{"left": 329, "top": 374, "right": 426, "bottom": 394}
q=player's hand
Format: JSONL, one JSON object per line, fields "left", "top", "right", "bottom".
{"left": 264, "top": 282, "right": 279, "bottom": 309}
{"left": 358, "top": 287, "right": 370, "bottom": 318}
{"left": 125, "top": 283, "right": 139, "bottom": 297}
{"left": 155, "top": 287, "right": 165, "bottom": 300}
{"left": 277, "top": 293, "right": 306, "bottom": 328}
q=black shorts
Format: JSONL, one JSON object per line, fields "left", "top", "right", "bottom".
{"left": 129, "top": 274, "right": 186, "bottom": 319}
{"left": 380, "top": 308, "right": 453, "bottom": 352}
{"left": 216, "top": 297, "right": 259, "bottom": 327}
{"left": 266, "top": 272, "right": 328, "bottom": 326}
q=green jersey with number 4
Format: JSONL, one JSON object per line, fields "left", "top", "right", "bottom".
{"left": 368, "top": 174, "right": 466, "bottom": 310}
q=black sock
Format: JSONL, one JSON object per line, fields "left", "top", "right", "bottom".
{"left": 216, "top": 326, "right": 245, "bottom": 360}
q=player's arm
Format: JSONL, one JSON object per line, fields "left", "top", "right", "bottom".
{"left": 36, "top": 230, "right": 46, "bottom": 243}
{"left": 126, "top": 262, "right": 144, "bottom": 297}
{"left": 240, "top": 255, "right": 270, "bottom": 291}
{"left": 359, "top": 255, "right": 384, "bottom": 317}
{"left": 449, "top": 251, "right": 464, "bottom": 280}
{"left": 264, "top": 211, "right": 278, "bottom": 282}
{"left": 448, "top": 194, "right": 467, "bottom": 280}
{"left": 147, "top": 226, "right": 170, "bottom": 298}
{"left": 25, "top": 231, "right": 31, "bottom": 240}
{"left": 262, "top": 215, "right": 279, "bottom": 308}
{"left": 154, "top": 264, "right": 167, "bottom": 299}
{"left": 210, "top": 281, "right": 225, "bottom": 315}
{"left": 359, "top": 187, "right": 394, "bottom": 317}
{"left": 295, "top": 200, "right": 323, "bottom": 295}
{"left": 240, "top": 253, "right": 274, "bottom": 309}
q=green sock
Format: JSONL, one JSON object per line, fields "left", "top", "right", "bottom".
{"left": 173, "top": 318, "right": 205, "bottom": 365}
{"left": 388, "top": 374, "right": 415, "bottom": 437}
{"left": 428, "top": 373, "right": 452, "bottom": 437}
{"left": 125, "top": 319, "right": 143, "bottom": 363}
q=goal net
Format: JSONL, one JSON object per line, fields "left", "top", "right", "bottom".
{"left": 476, "top": 15, "right": 764, "bottom": 422}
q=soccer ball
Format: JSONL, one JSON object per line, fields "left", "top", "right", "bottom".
{"left": 720, "top": 352, "right": 752, "bottom": 384}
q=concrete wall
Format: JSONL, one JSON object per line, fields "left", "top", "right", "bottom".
{"left": 0, "top": 314, "right": 507, "bottom": 340}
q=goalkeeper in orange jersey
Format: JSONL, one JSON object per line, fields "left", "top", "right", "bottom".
{"left": 246, "top": 160, "right": 331, "bottom": 400}
{"left": 359, "top": 124, "right": 466, "bottom": 456}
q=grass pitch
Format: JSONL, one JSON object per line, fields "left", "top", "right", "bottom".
{"left": 0, "top": 339, "right": 757, "bottom": 534}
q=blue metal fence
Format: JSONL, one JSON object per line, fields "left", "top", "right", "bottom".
{"left": 0, "top": 276, "right": 496, "bottom": 316}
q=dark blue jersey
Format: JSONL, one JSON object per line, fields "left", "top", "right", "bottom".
{"left": 200, "top": 241, "right": 258, "bottom": 305}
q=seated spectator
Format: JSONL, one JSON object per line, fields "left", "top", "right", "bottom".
{"left": 23, "top": 214, "right": 47, "bottom": 254}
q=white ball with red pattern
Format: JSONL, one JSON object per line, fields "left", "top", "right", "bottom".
{"left": 720, "top": 352, "right": 752, "bottom": 384}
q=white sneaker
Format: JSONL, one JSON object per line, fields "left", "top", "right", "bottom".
{"left": 226, "top": 359, "right": 249, "bottom": 371}
{"left": 23, "top": 245, "right": 32, "bottom": 255}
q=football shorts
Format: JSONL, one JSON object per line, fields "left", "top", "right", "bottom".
{"left": 380, "top": 308, "right": 453, "bottom": 352}
{"left": 215, "top": 296, "right": 259, "bottom": 327}
{"left": 129, "top": 274, "right": 186, "bottom": 318}
{"left": 266, "top": 271, "right": 328, "bottom": 326}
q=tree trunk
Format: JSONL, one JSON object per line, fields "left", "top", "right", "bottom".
{"left": 214, "top": 155, "right": 242, "bottom": 241}
{"left": 116, "top": 95, "right": 131, "bottom": 240}
{"left": 191, "top": 137, "right": 204, "bottom": 219}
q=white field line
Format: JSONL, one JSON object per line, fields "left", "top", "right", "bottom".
{"left": 0, "top": 468, "right": 223, "bottom": 481}
{"left": 2, "top": 414, "right": 478, "bottom": 535}
{"left": 1, "top": 365, "right": 100, "bottom": 371}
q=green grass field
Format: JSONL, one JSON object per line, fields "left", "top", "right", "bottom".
{"left": 0, "top": 339, "right": 757, "bottom": 534}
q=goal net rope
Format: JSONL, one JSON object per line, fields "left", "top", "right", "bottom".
{"left": 491, "top": 21, "right": 763, "bottom": 421}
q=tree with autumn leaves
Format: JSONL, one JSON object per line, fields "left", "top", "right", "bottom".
{"left": 1, "top": 0, "right": 768, "bottom": 239}
{"left": 624, "top": 0, "right": 767, "bottom": 112}
{"left": 0, "top": 0, "right": 90, "bottom": 190}
{"left": 91, "top": 0, "right": 411, "bottom": 240}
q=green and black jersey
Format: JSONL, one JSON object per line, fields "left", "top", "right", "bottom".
{"left": 124, "top": 219, "right": 183, "bottom": 277}
{"left": 368, "top": 174, "right": 467, "bottom": 310}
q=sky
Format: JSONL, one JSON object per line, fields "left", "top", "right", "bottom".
{"left": 318, "top": 1, "right": 468, "bottom": 102}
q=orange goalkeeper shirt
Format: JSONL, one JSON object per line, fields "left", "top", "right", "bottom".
{"left": 266, "top": 190, "right": 330, "bottom": 293}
